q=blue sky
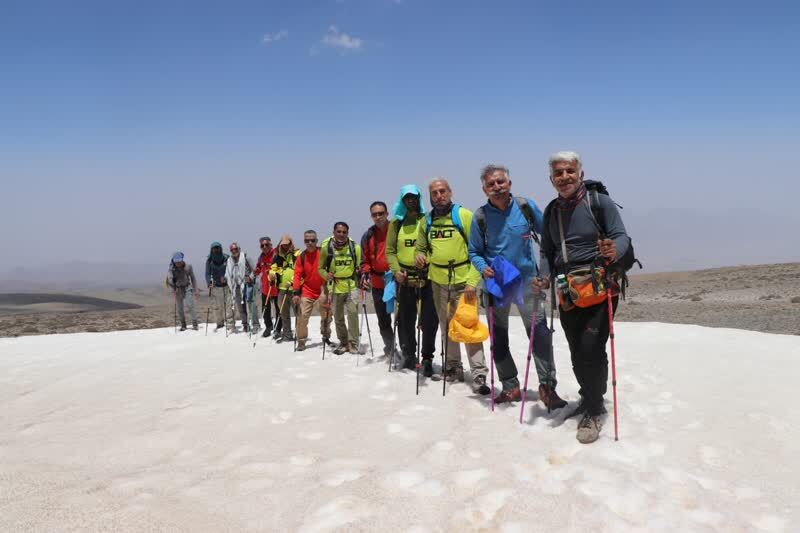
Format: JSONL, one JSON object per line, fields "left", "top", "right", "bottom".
{"left": 2, "top": 0, "right": 799, "bottom": 270}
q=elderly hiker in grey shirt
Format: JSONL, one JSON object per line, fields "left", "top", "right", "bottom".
{"left": 167, "top": 252, "right": 199, "bottom": 331}
{"left": 536, "top": 151, "right": 631, "bottom": 445}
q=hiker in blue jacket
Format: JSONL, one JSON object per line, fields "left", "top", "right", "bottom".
{"left": 469, "top": 164, "right": 566, "bottom": 409}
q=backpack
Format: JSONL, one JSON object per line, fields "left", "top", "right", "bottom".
{"left": 474, "top": 196, "right": 541, "bottom": 249}
{"left": 543, "top": 179, "right": 642, "bottom": 277}
{"left": 325, "top": 238, "right": 358, "bottom": 280}
{"left": 363, "top": 226, "right": 381, "bottom": 263}
{"left": 424, "top": 203, "right": 468, "bottom": 244}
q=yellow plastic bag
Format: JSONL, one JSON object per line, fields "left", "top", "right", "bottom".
{"left": 448, "top": 295, "right": 489, "bottom": 343}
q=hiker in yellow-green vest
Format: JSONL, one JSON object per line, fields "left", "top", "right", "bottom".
{"left": 415, "top": 178, "right": 491, "bottom": 395}
{"left": 318, "top": 222, "right": 362, "bottom": 355}
{"left": 269, "top": 234, "right": 300, "bottom": 343}
{"left": 385, "top": 184, "right": 439, "bottom": 374}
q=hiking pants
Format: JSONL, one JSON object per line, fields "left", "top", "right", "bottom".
{"left": 231, "top": 285, "right": 248, "bottom": 326}
{"left": 209, "top": 285, "right": 233, "bottom": 327}
{"left": 296, "top": 295, "right": 333, "bottom": 343}
{"left": 261, "top": 293, "right": 280, "bottom": 331}
{"left": 333, "top": 291, "right": 359, "bottom": 348}
{"left": 431, "top": 281, "right": 488, "bottom": 379}
{"left": 396, "top": 282, "right": 438, "bottom": 360}
{"left": 560, "top": 297, "right": 619, "bottom": 416}
{"left": 277, "top": 290, "right": 294, "bottom": 336}
{"left": 490, "top": 283, "right": 557, "bottom": 392}
{"left": 370, "top": 287, "right": 396, "bottom": 354}
{"left": 243, "top": 284, "right": 260, "bottom": 330}
{"left": 175, "top": 286, "right": 197, "bottom": 326}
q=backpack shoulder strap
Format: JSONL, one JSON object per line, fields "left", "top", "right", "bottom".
{"left": 515, "top": 197, "right": 541, "bottom": 245}
{"left": 542, "top": 199, "right": 558, "bottom": 276}
{"left": 325, "top": 239, "right": 335, "bottom": 272}
{"left": 475, "top": 205, "right": 487, "bottom": 248}
{"left": 451, "top": 204, "right": 469, "bottom": 244}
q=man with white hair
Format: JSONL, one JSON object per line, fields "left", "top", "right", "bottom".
{"left": 535, "top": 151, "right": 631, "bottom": 444}
{"left": 469, "top": 164, "right": 566, "bottom": 408}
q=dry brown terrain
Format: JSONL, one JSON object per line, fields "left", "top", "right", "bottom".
{"left": 1, "top": 263, "right": 798, "bottom": 338}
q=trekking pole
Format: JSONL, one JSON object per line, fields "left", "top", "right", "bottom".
{"left": 223, "top": 284, "right": 228, "bottom": 338}
{"left": 322, "top": 281, "right": 333, "bottom": 361}
{"left": 606, "top": 268, "right": 620, "bottom": 441}
{"left": 415, "top": 284, "right": 422, "bottom": 395}
{"left": 443, "top": 261, "right": 454, "bottom": 397}
{"left": 487, "top": 293, "right": 496, "bottom": 412}
{"left": 173, "top": 290, "right": 177, "bottom": 333}
{"left": 205, "top": 284, "right": 211, "bottom": 336}
{"left": 253, "top": 281, "right": 271, "bottom": 349}
{"left": 361, "top": 278, "right": 375, "bottom": 359}
{"left": 519, "top": 291, "right": 540, "bottom": 424}
{"left": 293, "top": 300, "right": 298, "bottom": 352}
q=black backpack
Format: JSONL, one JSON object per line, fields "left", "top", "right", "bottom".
{"left": 543, "top": 179, "right": 642, "bottom": 276}
{"left": 474, "top": 196, "right": 540, "bottom": 248}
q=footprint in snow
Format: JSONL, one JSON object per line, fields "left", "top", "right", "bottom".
{"left": 323, "top": 470, "right": 363, "bottom": 487}
{"left": 270, "top": 411, "right": 293, "bottom": 424}
{"left": 299, "top": 432, "right": 325, "bottom": 441}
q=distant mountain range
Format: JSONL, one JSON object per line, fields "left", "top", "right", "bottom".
{"left": 1, "top": 207, "right": 797, "bottom": 291}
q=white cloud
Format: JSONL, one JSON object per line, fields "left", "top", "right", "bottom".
{"left": 321, "top": 25, "right": 363, "bottom": 51}
{"left": 262, "top": 30, "right": 288, "bottom": 45}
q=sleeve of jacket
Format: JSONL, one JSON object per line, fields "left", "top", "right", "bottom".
{"left": 292, "top": 254, "right": 304, "bottom": 294}
{"left": 318, "top": 244, "right": 330, "bottom": 281}
{"left": 468, "top": 212, "right": 489, "bottom": 275}
{"left": 167, "top": 264, "right": 176, "bottom": 289}
{"left": 530, "top": 198, "right": 545, "bottom": 235}
{"left": 359, "top": 229, "right": 371, "bottom": 275}
{"left": 598, "top": 194, "right": 631, "bottom": 261}
{"left": 460, "top": 208, "right": 482, "bottom": 287}
{"left": 204, "top": 259, "right": 212, "bottom": 286}
{"left": 385, "top": 220, "right": 400, "bottom": 274}
{"left": 188, "top": 265, "right": 198, "bottom": 289}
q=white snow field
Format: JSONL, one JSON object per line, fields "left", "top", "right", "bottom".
{"left": 2, "top": 318, "right": 798, "bottom": 532}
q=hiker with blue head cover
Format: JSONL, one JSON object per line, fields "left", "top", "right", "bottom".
{"left": 469, "top": 164, "right": 566, "bottom": 410}
{"left": 385, "top": 184, "right": 439, "bottom": 374}
{"left": 167, "top": 251, "right": 200, "bottom": 331}
{"left": 205, "top": 242, "right": 231, "bottom": 332}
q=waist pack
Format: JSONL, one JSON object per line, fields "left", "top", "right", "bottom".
{"left": 559, "top": 264, "right": 617, "bottom": 310}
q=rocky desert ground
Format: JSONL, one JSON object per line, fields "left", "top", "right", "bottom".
{"left": 0, "top": 263, "right": 798, "bottom": 338}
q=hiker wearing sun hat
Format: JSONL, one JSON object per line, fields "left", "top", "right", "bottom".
{"left": 167, "top": 251, "right": 199, "bottom": 331}
{"left": 270, "top": 234, "right": 300, "bottom": 342}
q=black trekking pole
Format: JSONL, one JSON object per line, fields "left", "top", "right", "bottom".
{"left": 443, "top": 260, "right": 454, "bottom": 397}
{"left": 322, "top": 282, "right": 333, "bottom": 361}
{"left": 223, "top": 284, "right": 228, "bottom": 338}
{"left": 293, "top": 300, "right": 299, "bottom": 352}
{"left": 415, "top": 284, "right": 422, "bottom": 395}
{"left": 205, "top": 281, "right": 212, "bottom": 336}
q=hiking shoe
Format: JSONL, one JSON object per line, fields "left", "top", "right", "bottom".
{"left": 296, "top": 341, "right": 306, "bottom": 352}
{"left": 283, "top": 332, "right": 295, "bottom": 342}
{"left": 472, "top": 375, "right": 491, "bottom": 395}
{"left": 215, "top": 324, "right": 224, "bottom": 332}
{"left": 261, "top": 329, "right": 271, "bottom": 338}
{"left": 577, "top": 413, "right": 603, "bottom": 444}
{"left": 348, "top": 344, "right": 361, "bottom": 355}
{"left": 422, "top": 358, "right": 434, "bottom": 377}
{"left": 539, "top": 384, "right": 567, "bottom": 411}
{"left": 565, "top": 399, "right": 607, "bottom": 419}
{"left": 272, "top": 330, "right": 282, "bottom": 340}
{"left": 323, "top": 337, "right": 336, "bottom": 347}
{"left": 402, "top": 355, "right": 417, "bottom": 370}
{"left": 179, "top": 324, "right": 187, "bottom": 332}
{"left": 495, "top": 386, "right": 522, "bottom": 404}
{"left": 333, "top": 344, "right": 348, "bottom": 355}
{"left": 192, "top": 323, "right": 199, "bottom": 331}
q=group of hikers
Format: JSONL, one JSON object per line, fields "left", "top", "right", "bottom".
{"left": 166, "top": 151, "right": 635, "bottom": 444}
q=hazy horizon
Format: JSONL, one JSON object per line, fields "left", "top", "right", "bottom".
{"left": 3, "top": 1, "right": 799, "bottom": 272}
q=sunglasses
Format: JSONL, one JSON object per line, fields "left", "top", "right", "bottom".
{"left": 304, "top": 238, "right": 317, "bottom": 243}
{"left": 260, "top": 243, "right": 271, "bottom": 248}
{"left": 370, "top": 211, "right": 387, "bottom": 217}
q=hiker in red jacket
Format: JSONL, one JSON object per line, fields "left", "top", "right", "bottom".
{"left": 292, "top": 230, "right": 334, "bottom": 351}
{"left": 360, "top": 201, "right": 396, "bottom": 358}
{"left": 254, "top": 236, "right": 281, "bottom": 338}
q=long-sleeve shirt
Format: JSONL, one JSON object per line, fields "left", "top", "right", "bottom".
{"left": 468, "top": 197, "right": 544, "bottom": 282}
{"left": 360, "top": 225, "right": 390, "bottom": 289}
{"left": 539, "top": 193, "right": 630, "bottom": 278}
{"left": 292, "top": 248, "right": 325, "bottom": 299}
{"left": 254, "top": 249, "right": 279, "bottom": 296}
{"left": 415, "top": 205, "right": 481, "bottom": 287}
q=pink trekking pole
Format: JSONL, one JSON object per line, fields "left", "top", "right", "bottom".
{"left": 487, "top": 294, "right": 496, "bottom": 412}
{"left": 606, "top": 270, "right": 619, "bottom": 441}
{"left": 519, "top": 293, "right": 538, "bottom": 424}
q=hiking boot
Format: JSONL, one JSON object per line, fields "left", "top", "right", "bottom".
{"left": 179, "top": 324, "right": 187, "bottom": 332}
{"left": 272, "top": 329, "right": 282, "bottom": 340}
{"left": 402, "top": 354, "right": 417, "bottom": 370}
{"left": 565, "top": 399, "right": 606, "bottom": 419}
{"left": 472, "top": 375, "right": 491, "bottom": 395}
{"left": 296, "top": 341, "right": 306, "bottom": 352}
{"left": 215, "top": 324, "right": 224, "bottom": 332}
{"left": 495, "top": 386, "right": 522, "bottom": 404}
{"left": 228, "top": 325, "right": 238, "bottom": 334}
{"left": 261, "top": 328, "right": 271, "bottom": 338}
{"left": 322, "top": 337, "right": 336, "bottom": 347}
{"left": 538, "top": 384, "right": 567, "bottom": 411}
{"left": 243, "top": 324, "right": 250, "bottom": 333}
{"left": 333, "top": 344, "right": 348, "bottom": 355}
{"left": 348, "top": 343, "right": 360, "bottom": 355}
{"left": 283, "top": 332, "right": 295, "bottom": 342}
{"left": 192, "top": 323, "right": 199, "bottom": 331}
{"left": 422, "top": 358, "right": 434, "bottom": 377}
{"left": 576, "top": 413, "right": 603, "bottom": 444}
